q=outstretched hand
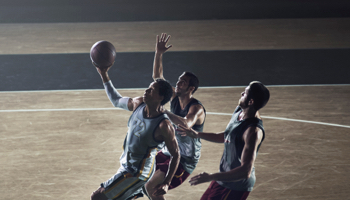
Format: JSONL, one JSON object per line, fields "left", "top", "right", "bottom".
{"left": 156, "top": 33, "right": 172, "bottom": 53}
{"left": 176, "top": 124, "right": 199, "bottom": 138}
{"left": 189, "top": 172, "right": 212, "bottom": 186}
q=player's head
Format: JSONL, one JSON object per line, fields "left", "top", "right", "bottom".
{"left": 175, "top": 72, "right": 199, "bottom": 96}
{"left": 144, "top": 79, "right": 173, "bottom": 106}
{"left": 239, "top": 81, "right": 270, "bottom": 111}
{"left": 156, "top": 79, "right": 173, "bottom": 105}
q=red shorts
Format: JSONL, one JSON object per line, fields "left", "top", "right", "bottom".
{"left": 156, "top": 151, "right": 190, "bottom": 190}
{"left": 201, "top": 181, "right": 250, "bottom": 200}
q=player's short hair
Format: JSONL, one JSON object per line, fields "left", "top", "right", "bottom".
{"left": 183, "top": 71, "right": 199, "bottom": 94}
{"left": 155, "top": 79, "right": 173, "bottom": 105}
{"left": 248, "top": 81, "right": 270, "bottom": 111}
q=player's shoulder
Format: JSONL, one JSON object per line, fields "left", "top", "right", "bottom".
{"left": 188, "top": 102, "right": 205, "bottom": 118}
{"left": 243, "top": 126, "right": 263, "bottom": 142}
{"left": 158, "top": 118, "right": 175, "bottom": 134}
{"left": 131, "top": 96, "right": 144, "bottom": 111}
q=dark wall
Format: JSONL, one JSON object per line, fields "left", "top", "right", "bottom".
{"left": 1, "top": 0, "right": 350, "bottom": 23}
{"left": 1, "top": 1, "right": 349, "bottom": 91}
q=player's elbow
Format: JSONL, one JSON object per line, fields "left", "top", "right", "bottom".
{"left": 171, "top": 149, "right": 181, "bottom": 163}
{"left": 152, "top": 74, "right": 164, "bottom": 81}
{"left": 241, "top": 164, "right": 254, "bottom": 179}
{"left": 244, "top": 170, "right": 252, "bottom": 179}
{"left": 152, "top": 74, "right": 157, "bottom": 80}
{"left": 174, "top": 149, "right": 181, "bottom": 160}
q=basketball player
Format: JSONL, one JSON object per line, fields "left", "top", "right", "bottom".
{"left": 90, "top": 64, "right": 180, "bottom": 200}
{"left": 177, "top": 81, "right": 270, "bottom": 200}
{"left": 143, "top": 33, "right": 206, "bottom": 200}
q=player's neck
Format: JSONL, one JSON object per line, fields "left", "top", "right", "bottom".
{"left": 144, "top": 104, "right": 162, "bottom": 118}
{"left": 178, "top": 94, "right": 192, "bottom": 110}
{"left": 239, "top": 108, "right": 256, "bottom": 121}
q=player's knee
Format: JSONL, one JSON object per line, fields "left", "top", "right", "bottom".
{"left": 91, "top": 187, "right": 108, "bottom": 200}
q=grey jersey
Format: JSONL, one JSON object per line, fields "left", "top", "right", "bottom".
{"left": 217, "top": 106, "right": 265, "bottom": 191}
{"left": 120, "top": 103, "right": 167, "bottom": 181}
{"left": 162, "top": 96, "right": 206, "bottom": 174}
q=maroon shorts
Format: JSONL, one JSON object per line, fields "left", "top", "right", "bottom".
{"left": 156, "top": 151, "right": 190, "bottom": 190}
{"left": 201, "top": 181, "right": 250, "bottom": 200}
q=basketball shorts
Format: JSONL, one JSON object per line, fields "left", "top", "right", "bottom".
{"left": 156, "top": 151, "right": 190, "bottom": 189}
{"left": 200, "top": 181, "right": 250, "bottom": 200}
{"left": 100, "top": 170, "right": 147, "bottom": 200}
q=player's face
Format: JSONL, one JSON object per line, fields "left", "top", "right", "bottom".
{"left": 143, "top": 82, "right": 162, "bottom": 105}
{"left": 175, "top": 74, "right": 191, "bottom": 96}
{"left": 239, "top": 86, "right": 250, "bottom": 108}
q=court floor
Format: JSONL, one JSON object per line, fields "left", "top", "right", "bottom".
{"left": 1, "top": 85, "right": 349, "bottom": 200}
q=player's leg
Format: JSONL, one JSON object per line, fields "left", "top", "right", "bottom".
{"left": 145, "top": 152, "right": 190, "bottom": 200}
{"left": 91, "top": 187, "right": 108, "bottom": 200}
{"left": 145, "top": 169, "right": 167, "bottom": 200}
{"left": 92, "top": 171, "right": 146, "bottom": 200}
{"left": 200, "top": 181, "right": 250, "bottom": 200}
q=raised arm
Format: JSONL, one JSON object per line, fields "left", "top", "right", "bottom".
{"left": 153, "top": 120, "right": 180, "bottom": 196}
{"left": 189, "top": 126, "right": 263, "bottom": 186}
{"left": 95, "top": 65, "right": 142, "bottom": 112}
{"left": 152, "top": 33, "right": 172, "bottom": 81}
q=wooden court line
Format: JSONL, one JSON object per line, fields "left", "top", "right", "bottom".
{"left": 207, "top": 112, "right": 350, "bottom": 129}
{"left": 1, "top": 108, "right": 349, "bottom": 129}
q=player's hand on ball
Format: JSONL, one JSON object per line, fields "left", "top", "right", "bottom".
{"left": 93, "top": 62, "right": 112, "bottom": 74}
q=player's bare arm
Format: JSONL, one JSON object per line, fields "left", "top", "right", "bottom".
{"left": 153, "top": 120, "right": 180, "bottom": 196}
{"left": 177, "top": 124, "right": 225, "bottom": 143}
{"left": 189, "top": 126, "right": 263, "bottom": 186}
{"left": 164, "top": 103, "right": 205, "bottom": 129}
{"left": 96, "top": 64, "right": 144, "bottom": 112}
{"left": 152, "top": 33, "right": 172, "bottom": 81}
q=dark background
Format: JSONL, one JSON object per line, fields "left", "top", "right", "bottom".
{"left": 1, "top": 0, "right": 350, "bottom": 91}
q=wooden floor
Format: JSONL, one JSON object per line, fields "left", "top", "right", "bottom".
{"left": 0, "top": 85, "right": 349, "bottom": 200}
{"left": 1, "top": 18, "right": 350, "bottom": 199}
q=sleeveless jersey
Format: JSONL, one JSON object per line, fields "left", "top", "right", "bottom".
{"left": 162, "top": 96, "right": 206, "bottom": 174}
{"left": 216, "top": 106, "right": 265, "bottom": 191}
{"left": 119, "top": 103, "right": 167, "bottom": 181}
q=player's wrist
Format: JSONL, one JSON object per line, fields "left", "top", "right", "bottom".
{"left": 101, "top": 73, "right": 110, "bottom": 83}
{"left": 155, "top": 50, "right": 165, "bottom": 55}
{"left": 195, "top": 131, "right": 201, "bottom": 138}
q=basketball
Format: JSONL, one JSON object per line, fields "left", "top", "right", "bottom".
{"left": 90, "top": 40, "right": 116, "bottom": 68}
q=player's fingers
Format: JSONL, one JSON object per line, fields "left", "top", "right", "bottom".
{"left": 189, "top": 179, "right": 198, "bottom": 186}
{"left": 165, "top": 35, "right": 171, "bottom": 42}
{"left": 153, "top": 187, "right": 165, "bottom": 196}
{"left": 177, "top": 131, "right": 187, "bottom": 137}
{"left": 190, "top": 175, "right": 200, "bottom": 181}
{"left": 177, "top": 124, "right": 187, "bottom": 130}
